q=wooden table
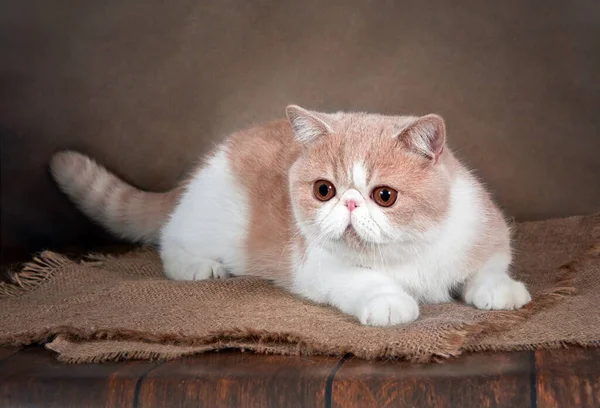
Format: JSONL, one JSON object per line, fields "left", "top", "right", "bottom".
{"left": 0, "top": 346, "right": 598, "bottom": 407}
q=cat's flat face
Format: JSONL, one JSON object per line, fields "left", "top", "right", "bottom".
{"left": 287, "top": 107, "right": 452, "bottom": 257}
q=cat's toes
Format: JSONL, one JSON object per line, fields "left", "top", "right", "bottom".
{"left": 467, "top": 278, "right": 531, "bottom": 310}
{"left": 163, "top": 257, "right": 229, "bottom": 281}
{"left": 209, "top": 262, "right": 230, "bottom": 279}
{"left": 189, "top": 259, "right": 230, "bottom": 280}
{"left": 358, "top": 292, "right": 419, "bottom": 326}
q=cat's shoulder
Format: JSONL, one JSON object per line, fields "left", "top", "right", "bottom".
{"left": 225, "top": 119, "right": 301, "bottom": 172}
{"left": 228, "top": 119, "right": 295, "bottom": 148}
{"left": 207, "top": 119, "right": 301, "bottom": 189}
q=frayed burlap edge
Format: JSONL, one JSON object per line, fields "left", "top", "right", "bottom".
{"left": 2, "top": 220, "right": 598, "bottom": 363}
{"left": 49, "top": 338, "right": 600, "bottom": 364}
{"left": 461, "top": 243, "right": 599, "bottom": 355}
{"left": 0, "top": 252, "right": 71, "bottom": 298}
{"left": 47, "top": 337, "right": 315, "bottom": 364}
{"left": 52, "top": 347, "right": 212, "bottom": 364}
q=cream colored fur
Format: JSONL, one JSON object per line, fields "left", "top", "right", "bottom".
{"left": 50, "top": 105, "right": 531, "bottom": 326}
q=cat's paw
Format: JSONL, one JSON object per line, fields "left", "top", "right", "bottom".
{"left": 163, "top": 257, "right": 230, "bottom": 281}
{"left": 358, "top": 292, "right": 419, "bottom": 326}
{"left": 465, "top": 278, "right": 531, "bottom": 310}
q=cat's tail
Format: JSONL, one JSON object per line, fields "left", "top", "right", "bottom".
{"left": 50, "top": 151, "right": 183, "bottom": 245}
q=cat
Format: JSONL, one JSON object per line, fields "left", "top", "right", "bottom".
{"left": 50, "top": 105, "right": 531, "bottom": 326}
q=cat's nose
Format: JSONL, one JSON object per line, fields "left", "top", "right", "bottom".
{"left": 345, "top": 199, "right": 358, "bottom": 212}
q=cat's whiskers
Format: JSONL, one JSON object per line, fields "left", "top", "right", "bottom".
{"left": 379, "top": 243, "right": 391, "bottom": 274}
{"left": 277, "top": 220, "right": 319, "bottom": 270}
{"left": 298, "top": 227, "right": 330, "bottom": 269}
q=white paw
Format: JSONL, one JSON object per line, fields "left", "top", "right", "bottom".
{"left": 163, "top": 257, "right": 230, "bottom": 281}
{"left": 358, "top": 292, "right": 420, "bottom": 326}
{"left": 466, "top": 278, "right": 531, "bottom": 310}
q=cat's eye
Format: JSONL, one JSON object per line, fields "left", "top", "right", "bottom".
{"left": 372, "top": 186, "right": 398, "bottom": 207}
{"left": 313, "top": 180, "right": 336, "bottom": 201}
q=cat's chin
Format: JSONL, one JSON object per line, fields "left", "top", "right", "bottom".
{"left": 343, "top": 226, "right": 362, "bottom": 243}
{"left": 326, "top": 227, "right": 427, "bottom": 263}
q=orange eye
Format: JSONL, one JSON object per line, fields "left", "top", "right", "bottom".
{"left": 372, "top": 186, "right": 398, "bottom": 207}
{"left": 313, "top": 180, "right": 336, "bottom": 201}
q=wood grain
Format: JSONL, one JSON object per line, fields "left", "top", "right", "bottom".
{"left": 0, "top": 346, "right": 159, "bottom": 408}
{"left": 535, "top": 348, "right": 600, "bottom": 408}
{"left": 136, "top": 351, "right": 338, "bottom": 408}
{"left": 331, "top": 351, "right": 533, "bottom": 408}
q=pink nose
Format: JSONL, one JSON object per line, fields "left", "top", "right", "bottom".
{"left": 345, "top": 199, "right": 358, "bottom": 212}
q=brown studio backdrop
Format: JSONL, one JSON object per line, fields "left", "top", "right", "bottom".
{"left": 1, "top": 0, "right": 599, "bottom": 269}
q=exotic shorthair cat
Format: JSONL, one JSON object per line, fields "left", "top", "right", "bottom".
{"left": 50, "top": 105, "right": 531, "bottom": 326}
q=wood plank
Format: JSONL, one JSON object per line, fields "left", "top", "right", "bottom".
{"left": 137, "top": 351, "right": 339, "bottom": 408}
{"left": 2, "top": 346, "right": 598, "bottom": 407}
{"left": 331, "top": 351, "right": 533, "bottom": 408}
{"left": 535, "top": 348, "right": 600, "bottom": 408}
{"left": 0, "top": 346, "right": 159, "bottom": 408}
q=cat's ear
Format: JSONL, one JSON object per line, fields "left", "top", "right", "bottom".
{"left": 398, "top": 114, "right": 446, "bottom": 163}
{"left": 286, "top": 105, "right": 333, "bottom": 144}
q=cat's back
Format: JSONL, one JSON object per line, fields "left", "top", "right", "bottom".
{"left": 225, "top": 119, "right": 301, "bottom": 185}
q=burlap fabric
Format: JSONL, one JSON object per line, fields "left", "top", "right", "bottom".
{"left": 1, "top": 213, "right": 598, "bottom": 363}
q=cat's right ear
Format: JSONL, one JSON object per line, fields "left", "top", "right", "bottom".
{"left": 286, "top": 105, "right": 333, "bottom": 144}
{"left": 397, "top": 114, "right": 446, "bottom": 163}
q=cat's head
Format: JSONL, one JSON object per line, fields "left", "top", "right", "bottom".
{"left": 287, "top": 105, "right": 454, "bottom": 258}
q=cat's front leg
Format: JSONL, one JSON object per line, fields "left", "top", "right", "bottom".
{"left": 293, "top": 257, "right": 419, "bottom": 326}
{"left": 356, "top": 287, "right": 420, "bottom": 326}
{"left": 463, "top": 253, "right": 531, "bottom": 310}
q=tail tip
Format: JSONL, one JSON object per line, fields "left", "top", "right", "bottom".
{"left": 49, "top": 150, "right": 91, "bottom": 181}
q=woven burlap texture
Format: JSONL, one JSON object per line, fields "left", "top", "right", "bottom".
{"left": 1, "top": 213, "right": 598, "bottom": 363}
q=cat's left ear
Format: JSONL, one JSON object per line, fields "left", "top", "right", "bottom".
{"left": 286, "top": 105, "right": 333, "bottom": 144}
{"left": 398, "top": 114, "right": 446, "bottom": 163}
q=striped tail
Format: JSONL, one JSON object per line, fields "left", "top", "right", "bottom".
{"left": 50, "top": 151, "right": 182, "bottom": 244}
